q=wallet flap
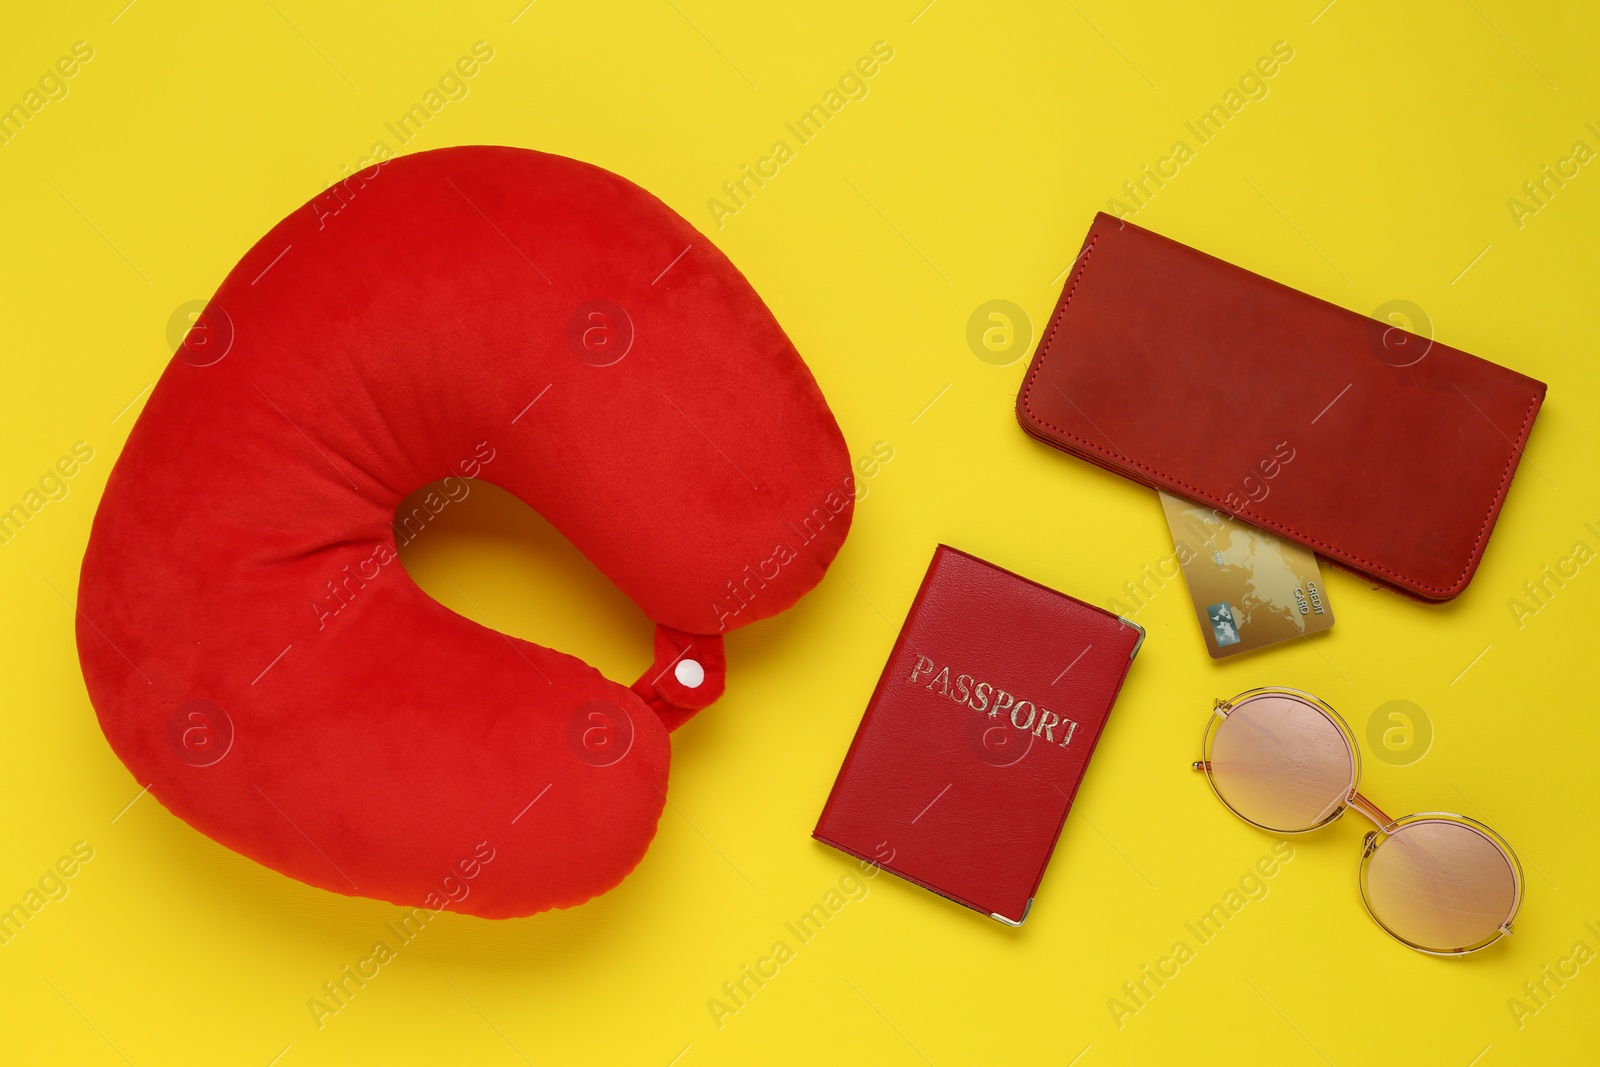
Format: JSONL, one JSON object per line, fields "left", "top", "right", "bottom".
{"left": 1017, "top": 213, "right": 1546, "bottom": 602}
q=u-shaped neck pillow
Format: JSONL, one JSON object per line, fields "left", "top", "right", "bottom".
{"left": 77, "top": 146, "right": 853, "bottom": 918}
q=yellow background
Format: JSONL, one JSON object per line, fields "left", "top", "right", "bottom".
{"left": 3, "top": 1, "right": 1598, "bottom": 1063}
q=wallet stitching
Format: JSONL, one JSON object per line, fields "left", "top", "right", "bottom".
{"left": 1019, "top": 226, "right": 1541, "bottom": 598}
{"left": 1024, "top": 233, "right": 1100, "bottom": 409}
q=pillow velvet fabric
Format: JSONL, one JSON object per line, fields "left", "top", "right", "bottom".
{"left": 76, "top": 146, "right": 852, "bottom": 918}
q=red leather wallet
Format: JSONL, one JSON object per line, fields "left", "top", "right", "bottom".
{"left": 1017, "top": 213, "right": 1546, "bottom": 602}
{"left": 813, "top": 545, "right": 1142, "bottom": 924}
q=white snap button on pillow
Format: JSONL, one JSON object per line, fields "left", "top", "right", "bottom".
{"left": 674, "top": 658, "right": 705, "bottom": 689}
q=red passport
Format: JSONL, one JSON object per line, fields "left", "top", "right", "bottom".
{"left": 813, "top": 546, "right": 1143, "bottom": 924}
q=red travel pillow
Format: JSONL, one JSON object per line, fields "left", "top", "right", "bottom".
{"left": 77, "top": 146, "right": 853, "bottom": 918}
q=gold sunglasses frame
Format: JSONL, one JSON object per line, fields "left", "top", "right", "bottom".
{"left": 1192, "top": 687, "right": 1523, "bottom": 956}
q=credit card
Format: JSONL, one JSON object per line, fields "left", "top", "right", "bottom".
{"left": 1158, "top": 490, "right": 1334, "bottom": 658}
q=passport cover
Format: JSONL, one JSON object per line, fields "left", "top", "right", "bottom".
{"left": 813, "top": 545, "right": 1143, "bottom": 925}
{"left": 1017, "top": 212, "right": 1547, "bottom": 603}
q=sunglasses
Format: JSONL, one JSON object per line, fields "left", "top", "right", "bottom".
{"left": 1192, "top": 687, "right": 1522, "bottom": 955}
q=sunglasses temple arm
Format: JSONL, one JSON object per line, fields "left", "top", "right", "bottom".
{"left": 1191, "top": 760, "right": 1208, "bottom": 772}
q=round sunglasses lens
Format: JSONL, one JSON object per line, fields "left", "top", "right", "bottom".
{"left": 1209, "top": 692, "right": 1355, "bottom": 832}
{"left": 1363, "top": 819, "right": 1519, "bottom": 953}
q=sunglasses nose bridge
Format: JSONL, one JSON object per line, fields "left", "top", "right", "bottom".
{"left": 1347, "top": 791, "right": 1394, "bottom": 830}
